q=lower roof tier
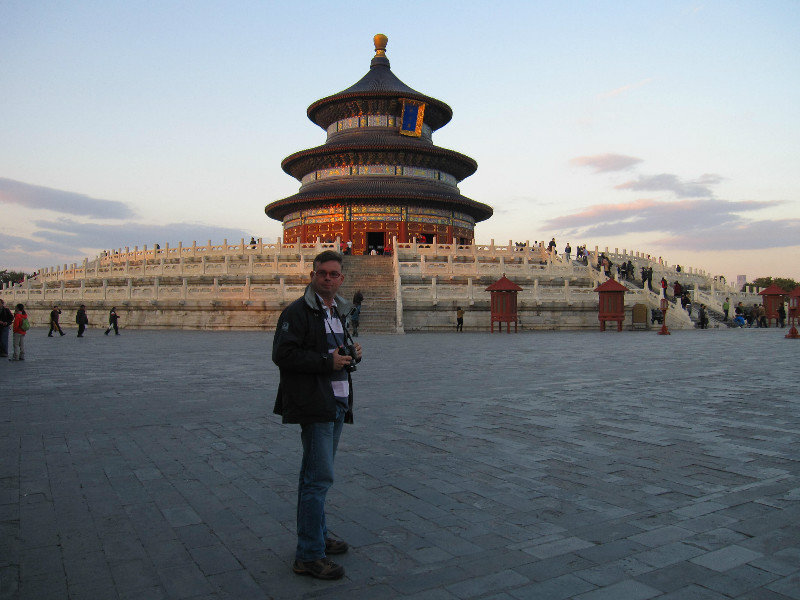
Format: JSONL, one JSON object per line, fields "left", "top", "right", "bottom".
{"left": 265, "top": 177, "right": 493, "bottom": 223}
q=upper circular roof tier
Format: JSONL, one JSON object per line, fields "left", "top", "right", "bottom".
{"left": 307, "top": 36, "right": 453, "bottom": 131}
{"left": 281, "top": 139, "right": 478, "bottom": 182}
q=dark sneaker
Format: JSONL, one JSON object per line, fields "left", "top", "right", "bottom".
{"left": 325, "top": 537, "right": 349, "bottom": 555}
{"left": 292, "top": 558, "right": 344, "bottom": 580}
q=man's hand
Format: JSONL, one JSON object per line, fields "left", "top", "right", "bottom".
{"left": 354, "top": 343, "right": 362, "bottom": 361}
{"left": 331, "top": 350, "right": 352, "bottom": 371}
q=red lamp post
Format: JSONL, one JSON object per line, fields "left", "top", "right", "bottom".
{"left": 786, "top": 288, "right": 800, "bottom": 339}
{"left": 657, "top": 297, "right": 670, "bottom": 335}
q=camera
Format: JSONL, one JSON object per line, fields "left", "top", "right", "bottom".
{"left": 338, "top": 344, "right": 360, "bottom": 372}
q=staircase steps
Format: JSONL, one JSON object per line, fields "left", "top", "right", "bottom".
{"left": 339, "top": 256, "right": 398, "bottom": 333}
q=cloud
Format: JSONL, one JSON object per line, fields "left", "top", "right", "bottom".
{"left": 570, "top": 154, "right": 643, "bottom": 173}
{"left": 542, "top": 198, "right": 795, "bottom": 251}
{"left": 32, "top": 219, "right": 250, "bottom": 251}
{"left": 655, "top": 219, "right": 800, "bottom": 250}
{"left": 599, "top": 78, "right": 655, "bottom": 99}
{"left": 0, "top": 178, "right": 135, "bottom": 219}
{"left": 614, "top": 173, "right": 724, "bottom": 198}
{"left": 1, "top": 220, "right": 252, "bottom": 271}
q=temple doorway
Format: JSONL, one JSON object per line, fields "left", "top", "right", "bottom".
{"left": 366, "top": 232, "right": 385, "bottom": 254}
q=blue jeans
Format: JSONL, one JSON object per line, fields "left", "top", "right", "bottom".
{"left": 296, "top": 405, "right": 345, "bottom": 561}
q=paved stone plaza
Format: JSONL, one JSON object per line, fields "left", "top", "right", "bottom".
{"left": 1, "top": 327, "right": 798, "bottom": 599}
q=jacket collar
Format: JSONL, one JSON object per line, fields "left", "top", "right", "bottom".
{"left": 303, "top": 284, "right": 353, "bottom": 317}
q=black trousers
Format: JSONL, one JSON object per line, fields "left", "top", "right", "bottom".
{"left": 49, "top": 322, "right": 64, "bottom": 335}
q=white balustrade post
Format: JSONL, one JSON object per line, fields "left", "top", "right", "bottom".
{"left": 154, "top": 277, "right": 159, "bottom": 300}
{"left": 431, "top": 276, "right": 437, "bottom": 304}
{"left": 182, "top": 278, "right": 188, "bottom": 300}
{"left": 80, "top": 279, "right": 85, "bottom": 301}
{"left": 103, "top": 279, "right": 108, "bottom": 300}
{"left": 224, "top": 255, "right": 229, "bottom": 275}
{"left": 127, "top": 278, "right": 132, "bottom": 299}
{"left": 467, "top": 277, "right": 474, "bottom": 304}
{"left": 60, "top": 281, "right": 65, "bottom": 301}
{"left": 564, "top": 280, "right": 570, "bottom": 305}
{"left": 245, "top": 276, "right": 251, "bottom": 300}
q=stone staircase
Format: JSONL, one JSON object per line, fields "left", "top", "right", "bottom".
{"left": 339, "top": 256, "right": 399, "bottom": 333}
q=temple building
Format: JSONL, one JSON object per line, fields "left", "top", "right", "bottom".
{"left": 264, "top": 34, "right": 493, "bottom": 255}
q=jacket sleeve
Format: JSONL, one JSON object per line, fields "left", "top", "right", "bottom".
{"left": 272, "top": 305, "right": 332, "bottom": 374}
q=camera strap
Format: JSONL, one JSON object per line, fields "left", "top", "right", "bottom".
{"left": 322, "top": 304, "right": 346, "bottom": 349}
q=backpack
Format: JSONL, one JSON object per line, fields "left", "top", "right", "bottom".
{"left": 20, "top": 317, "right": 31, "bottom": 331}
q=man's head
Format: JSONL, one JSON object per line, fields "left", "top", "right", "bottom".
{"left": 80, "top": 304, "right": 86, "bottom": 309}
{"left": 310, "top": 251, "right": 344, "bottom": 302}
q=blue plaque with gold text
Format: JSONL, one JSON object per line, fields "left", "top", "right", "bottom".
{"left": 400, "top": 99, "right": 425, "bottom": 137}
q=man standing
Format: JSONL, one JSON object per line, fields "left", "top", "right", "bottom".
{"left": 49, "top": 306, "right": 65, "bottom": 337}
{"left": 0, "top": 299, "right": 13, "bottom": 358}
{"left": 722, "top": 297, "right": 730, "bottom": 321}
{"left": 76, "top": 305, "right": 89, "bottom": 337}
{"left": 272, "top": 250, "right": 362, "bottom": 580}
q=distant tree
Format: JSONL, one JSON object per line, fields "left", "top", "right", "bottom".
{"left": 745, "top": 277, "right": 798, "bottom": 292}
{"left": 0, "top": 269, "right": 31, "bottom": 286}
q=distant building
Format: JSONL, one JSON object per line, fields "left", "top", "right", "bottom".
{"left": 264, "top": 34, "right": 492, "bottom": 255}
{"left": 737, "top": 275, "right": 747, "bottom": 290}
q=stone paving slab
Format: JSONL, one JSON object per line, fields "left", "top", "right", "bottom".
{"left": 1, "top": 327, "right": 798, "bottom": 599}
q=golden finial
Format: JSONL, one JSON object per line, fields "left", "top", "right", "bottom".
{"left": 374, "top": 34, "right": 388, "bottom": 57}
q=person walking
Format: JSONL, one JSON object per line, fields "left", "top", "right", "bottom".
{"left": 456, "top": 306, "right": 464, "bottom": 331}
{"left": 0, "top": 299, "right": 13, "bottom": 358}
{"left": 10, "top": 303, "right": 28, "bottom": 361}
{"left": 76, "top": 305, "right": 89, "bottom": 337}
{"left": 272, "top": 250, "right": 363, "bottom": 581}
{"left": 48, "top": 305, "right": 65, "bottom": 337}
{"left": 698, "top": 304, "right": 709, "bottom": 329}
{"left": 350, "top": 290, "right": 363, "bottom": 337}
{"left": 105, "top": 307, "right": 120, "bottom": 335}
{"left": 564, "top": 243, "right": 571, "bottom": 261}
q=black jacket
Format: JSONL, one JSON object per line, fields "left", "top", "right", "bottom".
{"left": 76, "top": 309, "right": 88, "bottom": 325}
{"left": 272, "top": 285, "right": 354, "bottom": 425}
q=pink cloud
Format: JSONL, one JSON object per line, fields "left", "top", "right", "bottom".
{"left": 570, "top": 154, "right": 643, "bottom": 173}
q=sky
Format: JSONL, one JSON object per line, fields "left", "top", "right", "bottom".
{"left": 2, "top": 0, "right": 799, "bottom": 283}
